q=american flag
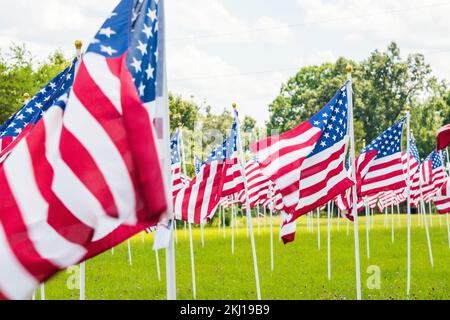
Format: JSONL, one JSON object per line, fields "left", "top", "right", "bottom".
{"left": 170, "top": 129, "right": 186, "bottom": 196}
{"left": 173, "top": 115, "right": 239, "bottom": 224}
{"left": 436, "top": 124, "right": 450, "bottom": 151}
{"left": 0, "top": 0, "right": 168, "bottom": 300}
{"left": 252, "top": 82, "right": 353, "bottom": 219}
{"left": 359, "top": 118, "right": 406, "bottom": 196}
{"left": 221, "top": 110, "right": 245, "bottom": 197}
{"left": 237, "top": 160, "right": 272, "bottom": 208}
{"left": 406, "top": 137, "right": 423, "bottom": 206}
{"left": 254, "top": 83, "right": 354, "bottom": 244}
{"left": 378, "top": 189, "right": 405, "bottom": 212}
{"left": 434, "top": 176, "right": 450, "bottom": 214}
{"left": 421, "top": 150, "right": 447, "bottom": 202}
{"left": 0, "top": 61, "right": 76, "bottom": 159}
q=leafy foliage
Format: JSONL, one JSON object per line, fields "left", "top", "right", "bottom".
{"left": 0, "top": 44, "right": 70, "bottom": 123}
{"left": 268, "top": 42, "right": 448, "bottom": 156}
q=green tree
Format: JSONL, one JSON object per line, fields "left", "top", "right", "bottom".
{"left": 267, "top": 42, "right": 439, "bottom": 154}
{"left": 357, "top": 42, "right": 433, "bottom": 144}
{"left": 0, "top": 44, "right": 69, "bottom": 123}
{"left": 169, "top": 93, "right": 200, "bottom": 132}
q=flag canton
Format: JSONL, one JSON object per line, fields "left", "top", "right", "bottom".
{"left": 363, "top": 118, "right": 405, "bottom": 159}
{"left": 87, "top": 0, "right": 160, "bottom": 104}
{"left": 87, "top": 0, "right": 131, "bottom": 58}
{"left": 426, "top": 150, "right": 443, "bottom": 169}
{"left": 308, "top": 82, "right": 349, "bottom": 156}
{"left": 0, "top": 61, "right": 75, "bottom": 139}
{"left": 170, "top": 130, "right": 181, "bottom": 165}
{"left": 410, "top": 138, "right": 421, "bottom": 164}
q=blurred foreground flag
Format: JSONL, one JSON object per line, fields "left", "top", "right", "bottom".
{"left": 0, "top": 0, "right": 168, "bottom": 300}
{"left": 421, "top": 150, "right": 447, "bottom": 202}
{"left": 437, "top": 124, "right": 450, "bottom": 151}
{"left": 434, "top": 177, "right": 450, "bottom": 214}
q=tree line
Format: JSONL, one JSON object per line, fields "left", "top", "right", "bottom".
{"left": 0, "top": 42, "right": 448, "bottom": 161}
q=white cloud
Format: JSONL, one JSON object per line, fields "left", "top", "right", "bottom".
{"left": 297, "top": 0, "right": 450, "bottom": 50}
{"left": 296, "top": 0, "right": 450, "bottom": 83}
{"left": 254, "top": 16, "right": 294, "bottom": 45}
{"left": 295, "top": 50, "right": 336, "bottom": 68}
{"left": 0, "top": 0, "right": 119, "bottom": 59}
{"left": 168, "top": 44, "right": 287, "bottom": 125}
{"left": 166, "top": 0, "right": 293, "bottom": 45}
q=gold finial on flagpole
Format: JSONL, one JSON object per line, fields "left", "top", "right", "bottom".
{"left": 178, "top": 122, "right": 183, "bottom": 129}
{"left": 346, "top": 65, "right": 353, "bottom": 74}
{"left": 23, "top": 93, "right": 30, "bottom": 103}
{"left": 405, "top": 105, "right": 411, "bottom": 113}
{"left": 75, "top": 40, "right": 83, "bottom": 50}
{"left": 75, "top": 40, "right": 83, "bottom": 59}
{"left": 232, "top": 103, "right": 237, "bottom": 110}
{"left": 362, "top": 139, "right": 366, "bottom": 148}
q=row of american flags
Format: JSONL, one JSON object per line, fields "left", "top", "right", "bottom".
{"left": 0, "top": 0, "right": 449, "bottom": 300}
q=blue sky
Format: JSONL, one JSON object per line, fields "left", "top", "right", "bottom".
{"left": 1, "top": 0, "right": 449, "bottom": 124}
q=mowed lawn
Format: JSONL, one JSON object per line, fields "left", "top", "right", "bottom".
{"left": 40, "top": 214, "right": 450, "bottom": 300}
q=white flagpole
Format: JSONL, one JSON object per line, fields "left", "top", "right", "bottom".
{"left": 80, "top": 262, "right": 85, "bottom": 300}
{"left": 40, "top": 284, "right": 45, "bottom": 301}
{"left": 346, "top": 215, "right": 350, "bottom": 236}
{"left": 127, "top": 239, "right": 133, "bottom": 266}
{"left": 362, "top": 139, "right": 370, "bottom": 259}
{"left": 317, "top": 208, "right": 321, "bottom": 250}
{"left": 234, "top": 103, "right": 261, "bottom": 300}
{"left": 218, "top": 206, "right": 221, "bottom": 236}
{"left": 270, "top": 202, "right": 274, "bottom": 271}
{"left": 257, "top": 204, "right": 261, "bottom": 236}
{"left": 446, "top": 213, "right": 450, "bottom": 249}
{"left": 200, "top": 222, "right": 205, "bottom": 247}
{"left": 223, "top": 207, "right": 226, "bottom": 239}
{"left": 391, "top": 204, "right": 395, "bottom": 243}
{"left": 159, "top": 0, "right": 177, "bottom": 300}
{"left": 420, "top": 191, "right": 434, "bottom": 267}
{"left": 337, "top": 209, "right": 341, "bottom": 231}
{"left": 74, "top": 40, "right": 87, "bottom": 302}
{"left": 174, "top": 221, "right": 178, "bottom": 244}
{"left": 155, "top": 249, "right": 161, "bottom": 282}
{"left": 327, "top": 202, "right": 332, "bottom": 281}
{"left": 235, "top": 204, "right": 240, "bottom": 236}
{"left": 405, "top": 106, "right": 412, "bottom": 297}
{"left": 179, "top": 126, "right": 197, "bottom": 299}
{"left": 365, "top": 198, "right": 370, "bottom": 259}
{"left": 397, "top": 204, "right": 401, "bottom": 226}
{"left": 231, "top": 204, "right": 235, "bottom": 255}
{"left": 444, "top": 150, "right": 450, "bottom": 248}
{"left": 347, "top": 66, "right": 362, "bottom": 300}
{"left": 184, "top": 222, "right": 187, "bottom": 239}
{"left": 428, "top": 202, "right": 433, "bottom": 227}
{"left": 384, "top": 208, "right": 388, "bottom": 229}
{"left": 263, "top": 206, "right": 267, "bottom": 231}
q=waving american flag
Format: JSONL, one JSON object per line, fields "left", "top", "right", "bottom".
{"left": 0, "top": 0, "right": 168, "bottom": 300}
{"left": 421, "top": 150, "right": 448, "bottom": 202}
{"left": 359, "top": 118, "right": 406, "bottom": 196}
{"left": 174, "top": 114, "right": 239, "bottom": 224}
{"left": 0, "top": 61, "right": 76, "bottom": 159}
{"left": 252, "top": 82, "right": 354, "bottom": 244}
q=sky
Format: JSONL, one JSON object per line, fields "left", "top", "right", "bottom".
{"left": 0, "top": 0, "right": 449, "bottom": 125}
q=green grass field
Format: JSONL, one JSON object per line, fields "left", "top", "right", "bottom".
{"left": 39, "top": 214, "right": 449, "bottom": 300}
